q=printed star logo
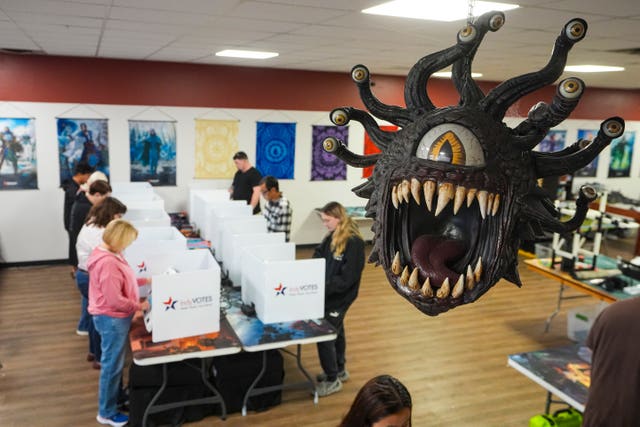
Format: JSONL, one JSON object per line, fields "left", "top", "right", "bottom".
{"left": 274, "top": 283, "right": 286, "bottom": 296}
{"left": 137, "top": 261, "right": 147, "bottom": 273}
{"left": 163, "top": 297, "right": 177, "bottom": 311}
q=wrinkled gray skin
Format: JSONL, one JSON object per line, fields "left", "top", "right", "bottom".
{"left": 323, "top": 11, "right": 625, "bottom": 315}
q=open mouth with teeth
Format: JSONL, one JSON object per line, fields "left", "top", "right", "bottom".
{"left": 385, "top": 176, "right": 501, "bottom": 314}
{"left": 321, "top": 12, "right": 624, "bottom": 316}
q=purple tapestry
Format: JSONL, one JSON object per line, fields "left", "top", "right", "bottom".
{"left": 311, "top": 125, "right": 348, "bottom": 181}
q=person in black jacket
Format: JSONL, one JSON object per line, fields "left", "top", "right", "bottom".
{"left": 61, "top": 162, "right": 93, "bottom": 273}
{"left": 313, "top": 201, "right": 365, "bottom": 397}
{"left": 69, "top": 178, "right": 111, "bottom": 336}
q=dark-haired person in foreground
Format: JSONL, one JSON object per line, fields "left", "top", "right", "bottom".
{"left": 582, "top": 297, "right": 640, "bottom": 427}
{"left": 339, "top": 374, "right": 412, "bottom": 427}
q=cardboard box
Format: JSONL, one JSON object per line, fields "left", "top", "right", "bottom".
{"left": 241, "top": 244, "right": 325, "bottom": 324}
{"left": 146, "top": 249, "right": 221, "bottom": 342}
{"left": 226, "top": 232, "right": 286, "bottom": 287}
{"left": 124, "top": 208, "right": 171, "bottom": 227}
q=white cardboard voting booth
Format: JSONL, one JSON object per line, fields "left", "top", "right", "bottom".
{"left": 144, "top": 249, "right": 221, "bottom": 342}
{"left": 111, "top": 182, "right": 153, "bottom": 194}
{"left": 124, "top": 208, "right": 171, "bottom": 227}
{"left": 199, "top": 200, "right": 248, "bottom": 242}
{"left": 189, "top": 190, "right": 231, "bottom": 234}
{"left": 210, "top": 210, "right": 259, "bottom": 262}
{"left": 112, "top": 192, "right": 165, "bottom": 211}
{"left": 125, "top": 227, "right": 189, "bottom": 298}
{"left": 226, "top": 232, "right": 286, "bottom": 287}
{"left": 241, "top": 244, "right": 325, "bottom": 324}
{"left": 219, "top": 216, "right": 268, "bottom": 267}
{"left": 241, "top": 242, "right": 296, "bottom": 303}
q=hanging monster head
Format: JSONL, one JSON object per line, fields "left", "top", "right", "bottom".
{"left": 323, "top": 12, "right": 625, "bottom": 316}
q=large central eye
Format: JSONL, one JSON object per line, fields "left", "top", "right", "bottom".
{"left": 415, "top": 123, "right": 485, "bottom": 166}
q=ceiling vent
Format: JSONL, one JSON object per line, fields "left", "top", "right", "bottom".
{"left": 608, "top": 47, "right": 640, "bottom": 55}
{"left": 0, "top": 48, "right": 44, "bottom": 55}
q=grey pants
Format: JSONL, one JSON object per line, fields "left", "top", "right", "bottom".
{"left": 317, "top": 309, "right": 346, "bottom": 382}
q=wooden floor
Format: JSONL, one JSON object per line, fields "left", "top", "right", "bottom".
{"left": 0, "top": 236, "right": 635, "bottom": 427}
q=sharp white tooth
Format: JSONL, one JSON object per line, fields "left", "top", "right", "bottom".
{"left": 400, "top": 266, "right": 410, "bottom": 286}
{"left": 408, "top": 268, "right": 420, "bottom": 290}
{"left": 436, "top": 278, "right": 450, "bottom": 298}
{"left": 421, "top": 277, "right": 434, "bottom": 297}
{"left": 453, "top": 186, "right": 466, "bottom": 215}
{"left": 452, "top": 274, "right": 464, "bottom": 298}
{"left": 435, "top": 182, "right": 454, "bottom": 216}
{"left": 477, "top": 190, "right": 488, "bottom": 219}
{"left": 392, "top": 252, "right": 402, "bottom": 275}
{"left": 423, "top": 181, "right": 436, "bottom": 211}
{"left": 465, "top": 265, "right": 475, "bottom": 290}
{"left": 487, "top": 193, "right": 495, "bottom": 217}
{"left": 492, "top": 194, "right": 500, "bottom": 216}
{"left": 391, "top": 185, "right": 399, "bottom": 209}
{"left": 411, "top": 178, "right": 421, "bottom": 205}
{"left": 466, "top": 188, "right": 477, "bottom": 207}
{"left": 401, "top": 180, "right": 410, "bottom": 203}
{"left": 474, "top": 257, "right": 483, "bottom": 282}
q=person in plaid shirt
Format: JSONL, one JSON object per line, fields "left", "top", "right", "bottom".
{"left": 259, "top": 175, "right": 292, "bottom": 242}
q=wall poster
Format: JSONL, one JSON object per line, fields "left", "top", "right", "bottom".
{"left": 194, "top": 119, "right": 239, "bottom": 179}
{"left": 57, "top": 118, "right": 109, "bottom": 184}
{"left": 256, "top": 121, "right": 296, "bottom": 179}
{"left": 311, "top": 125, "right": 348, "bottom": 181}
{"left": 608, "top": 131, "right": 635, "bottom": 178}
{"left": 574, "top": 129, "right": 599, "bottom": 177}
{"left": 129, "top": 120, "right": 177, "bottom": 186}
{"left": 0, "top": 117, "right": 37, "bottom": 190}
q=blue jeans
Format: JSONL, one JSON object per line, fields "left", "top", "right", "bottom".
{"left": 77, "top": 276, "right": 91, "bottom": 332}
{"left": 76, "top": 270, "right": 101, "bottom": 358}
{"left": 93, "top": 314, "right": 132, "bottom": 418}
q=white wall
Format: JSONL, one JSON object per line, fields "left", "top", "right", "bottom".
{"left": 0, "top": 102, "right": 366, "bottom": 263}
{"left": 1, "top": 102, "right": 638, "bottom": 263}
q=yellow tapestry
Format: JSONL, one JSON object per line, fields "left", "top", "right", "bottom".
{"left": 194, "top": 119, "right": 239, "bottom": 178}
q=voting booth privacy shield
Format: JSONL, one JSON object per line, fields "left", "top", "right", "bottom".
{"left": 146, "top": 249, "right": 221, "bottom": 342}
{"left": 188, "top": 189, "right": 233, "bottom": 236}
{"left": 226, "top": 232, "right": 286, "bottom": 287}
{"left": 215, "top": 215, "right": 265, "bottom": 263}
{"left": 241, "top": 244, "right": 325, "bottom": 323}
{"left": 124, "top": 208, "right": 171, "bottom": 227}
{"left": 241, "top": 243, "right": 296, "bottom": 303}
{"left": 199, "top": 200, "right": 248, "bottom": 242}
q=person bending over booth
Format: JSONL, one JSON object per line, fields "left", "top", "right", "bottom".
{"left": 88, "top": 219, "right": 149, "bottom": 427}
{"left": 313, "top": 201, "right": 365, "bottom": 397}
{"left": 76, "top": 197, "right": 128, "bottom": 369}
{"left": 259, "top": 175, "right": 293, "bottom": 241}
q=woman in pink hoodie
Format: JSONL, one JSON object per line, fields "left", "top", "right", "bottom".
{"left": 88, "top": 219, "right": 149, "bottom": 427}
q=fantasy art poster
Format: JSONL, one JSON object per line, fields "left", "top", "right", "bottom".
{"left": 311, "top": 125, "right": 348, "bottom": 181}
{"left": 574, "top": 129, "right": 600, "bottom": 177}
{"left": 57, "top": 118, "right": 109, "bottom": 184}
{"left": 608, "top": 131, "right": 634, "bottom": 178}
{"left": 535, "top": 129, "right": 566, "bottom": 153}
{"left": 0, "top": 118, "right": 37, "bottom": 190}
{"left": 129, "top": 120, "right": 177, "bottom": 186}
{"left": 256, "top": 121, "right": 296, "bottom": 179}
{"left": 194, "top": 119, "right": 239, "bottom": 179}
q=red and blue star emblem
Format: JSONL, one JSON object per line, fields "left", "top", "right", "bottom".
{"left": 274, "top": 283, "right": 286, "bottom": 296}
{"left": 163, "top": 297, "right": 177, "bottom": 310}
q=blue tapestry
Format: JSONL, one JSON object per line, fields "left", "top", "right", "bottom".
{"left": 311, "top": 125, "right": 348, "bottom": 181}
{"left": 256, "top": 121, "right": 296, "bottom": 179}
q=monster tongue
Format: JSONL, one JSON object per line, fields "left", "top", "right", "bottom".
{"left": 411, "top": 235, "right": 467, "bottom": 287}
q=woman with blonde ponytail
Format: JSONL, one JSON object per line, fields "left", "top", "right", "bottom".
{"left": 313, "top": 201, "right": 365, "bottom": 397}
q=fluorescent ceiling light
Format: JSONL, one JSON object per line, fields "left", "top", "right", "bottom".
{"left": 564, "top": 65, "right": 624, "bottom": 73}
{"left": 215, "top": 49, "right": 279, "bottom": 59}
{"left": 362, "top": 0, "right": 519, "bottom": 22}
{"left": 433, "top": 71, "right": 483, "bottom": 78}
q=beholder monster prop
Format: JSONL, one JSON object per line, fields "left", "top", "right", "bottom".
{"left": 322, "top": 11, "right": 625, "bottom": 316}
